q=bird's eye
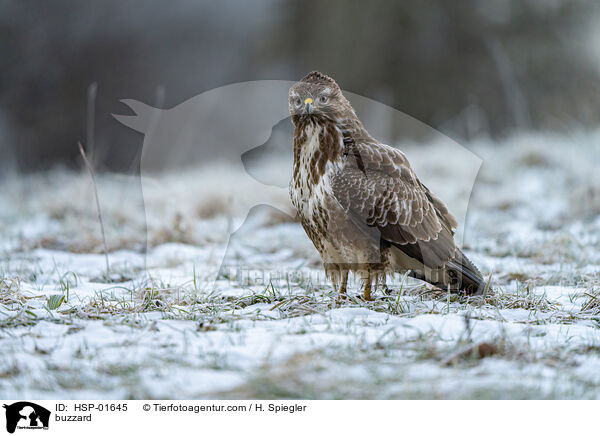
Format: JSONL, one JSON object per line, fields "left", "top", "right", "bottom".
{"left": 293, "top": 97, "right": 302, "bottom": 107}
{"left": 319, "top": 95, "right": 328, "bottom": 104}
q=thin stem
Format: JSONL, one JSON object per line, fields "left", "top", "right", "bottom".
{"left": 78, "top": 142, "right": 110, "bottom": 279}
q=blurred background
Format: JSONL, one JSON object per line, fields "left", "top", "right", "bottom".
{"left": 1, "top": 0, "right": 600, "bottom": 172}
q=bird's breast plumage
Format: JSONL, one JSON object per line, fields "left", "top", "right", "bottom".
{"left": 289, "top": 121, "right": 348, "bottom": 258}
{"left": 290, "top": 122, "right": 342, "bottom": 220}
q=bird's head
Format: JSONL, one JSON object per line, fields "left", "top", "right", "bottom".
{"left": 289, "top": 71, "right": 350, "bottom": 125}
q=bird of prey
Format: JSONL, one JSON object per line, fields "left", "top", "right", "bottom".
{"left": 288, "top": 71, "right": 485, "bottom": 300}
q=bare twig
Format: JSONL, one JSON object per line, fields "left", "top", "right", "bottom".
{"left": 78, "top": 142, "right": 110, "bottom": 279}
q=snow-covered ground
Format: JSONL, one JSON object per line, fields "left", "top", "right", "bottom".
{"left": 1, "top": 130, "right": 600, "bottom": 399}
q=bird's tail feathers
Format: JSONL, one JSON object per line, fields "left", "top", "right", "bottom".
{"left": 431, "top": 249, "right": 486, "bottom": 295}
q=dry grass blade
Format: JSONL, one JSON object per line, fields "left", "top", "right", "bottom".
{"left": 581, "top": 291, "right": 600, "bottom": 314}
{"left": 441, "top": 342, "right": 499, "bottom": 366}
{"left": 78, "top": 141, "right": 110, "bottom": 280}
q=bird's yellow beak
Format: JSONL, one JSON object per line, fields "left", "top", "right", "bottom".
{"left": 304, "top": 98, "right": 313, "bottom": 114}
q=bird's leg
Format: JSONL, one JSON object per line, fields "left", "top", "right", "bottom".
{"left": 339, "top": 269, "right": 348, "bottom": 300}
{"left": 363, "top": 271, "right": 373, "bottom": 301}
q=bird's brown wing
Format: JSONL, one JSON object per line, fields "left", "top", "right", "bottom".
{"left": 330, "top": 141, "right": 458, "bottom": 268}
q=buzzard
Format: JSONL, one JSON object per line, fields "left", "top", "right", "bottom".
{"left": 289, "top": 71, "right": 485, "bottom": 300}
